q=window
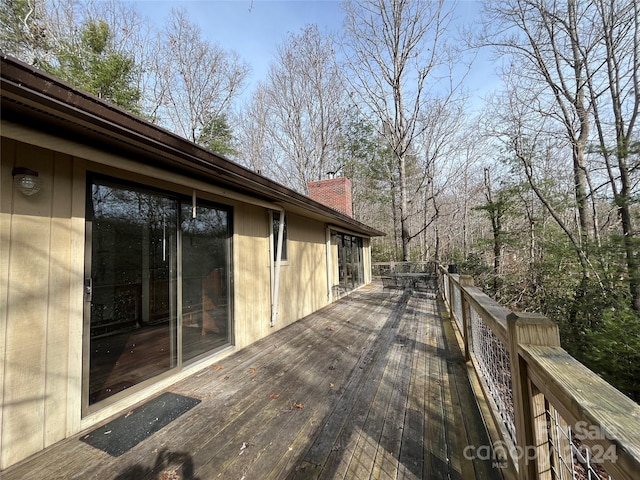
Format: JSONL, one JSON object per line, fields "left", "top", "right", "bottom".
{"left": 272, "top": 212, "right": 287, "bottom": 261}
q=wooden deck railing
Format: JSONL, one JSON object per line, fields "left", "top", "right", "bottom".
{"left": 438, "top": 266, "right": 640, "bottom": 480}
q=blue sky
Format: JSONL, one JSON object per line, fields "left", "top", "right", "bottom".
{"left": 130, "top": 0, "right": 499, "bottom": 104}
{"left": 132, "top": 1, "right": 347, "bottom": 91}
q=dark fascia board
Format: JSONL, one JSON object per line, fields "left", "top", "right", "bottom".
{"left": 1, "top": 54, "right": 385, "bottom": 238}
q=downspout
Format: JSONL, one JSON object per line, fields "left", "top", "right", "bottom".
{"left": 270, "top": 207, "right": 285, "bottom": 327}
{"left": 367, "top": 238, "right": 372, "bottom": 284}
{"left": 326, "top": 226, "right": 333, "bottom": 302}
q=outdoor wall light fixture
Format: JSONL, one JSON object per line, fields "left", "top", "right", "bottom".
{"left": 12, "top": 167, "right": 42, "bottom": 196}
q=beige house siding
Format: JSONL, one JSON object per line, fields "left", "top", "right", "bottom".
{"left": 275, "top": 213, "right": 328, "bottom": 328}
{"left": 1, "top": 134, "right": 374, "bottom": 470}
{"left": 1, "top": 139, "right": 75, "bottom": 468}
{"left": 233, "top": 202, "right": 271, "bottom": 349}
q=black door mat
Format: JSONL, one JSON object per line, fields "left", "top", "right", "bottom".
{"left": 80, "top": 392, "right": 201, "bottom": 456}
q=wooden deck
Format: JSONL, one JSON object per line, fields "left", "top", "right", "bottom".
{"left": 3, "top": 282, "right": 503, "bottom": 480}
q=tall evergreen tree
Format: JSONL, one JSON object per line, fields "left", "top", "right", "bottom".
{"left": 44, "top": 19, "right": 140, "bottom": 112}
{"left": 197, "top": 114, "right": 237, "bottom": 157}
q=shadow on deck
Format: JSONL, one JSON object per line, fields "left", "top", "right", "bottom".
{"left": 3, "top": 282, "right": 504, "bottom": 480}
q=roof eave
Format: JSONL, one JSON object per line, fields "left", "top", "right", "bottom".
{"left": 1, "top": 54, "right": 385, "bottom": 237}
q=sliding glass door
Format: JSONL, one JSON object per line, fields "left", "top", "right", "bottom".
{"left": 84, "top": 175, "right": 231, "bottom": 410}
{"left": 336, "top": 233, "right": 364, "bottom": 290}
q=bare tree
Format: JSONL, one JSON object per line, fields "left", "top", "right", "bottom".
{"left": 341, "top": 0, "right": 458, "bottom": 260}
{"left": 1, "top": 0, "right": 148, "bottom": 70}
{"left": 2, "top": 0, "right": 162, "bottom": 119}
{"left": 155, "top": 8, "right": 249, "bottom": 143}
{"left": 410, "top": 95, "right": 467, "bottom": 259}
{"left": 238, "top": 25, "right": 347, "bottom": 192}
{"left": 585, "top": 0, "right": 640, "bottom": 311}
{"left": 234, "top": 85, "right": 274, "bottom": 174}
{"left": 86, "top": 1, "right": 162, "bottom": 121}
{"left": 482, "top": 0, "right": 640, "bottom": 310}
{"left": 480, "top": 0, "right": 599, "bottom": 258}
{"left": 486, "top": 76, "right": 597, "bottom": 280}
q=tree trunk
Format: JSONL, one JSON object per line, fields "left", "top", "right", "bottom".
{"left": 568, "top": 0, "right": 594, "bottom": 253}
{"left": 399, "top": 154, "right": 410, "bottom": 261}
{"left": 484, "top": 168, "right": 502, "bottom": 297}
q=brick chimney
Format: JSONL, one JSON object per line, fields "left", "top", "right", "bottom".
{"left": 307, "top": 177, "right": 353, "bottom": 217}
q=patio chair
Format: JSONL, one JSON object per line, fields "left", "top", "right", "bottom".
{"left": 414, "top": 274, "right": 438, "bottom": 296}
{"left": 381, "top": 275, "right": 403, "bottom": 295}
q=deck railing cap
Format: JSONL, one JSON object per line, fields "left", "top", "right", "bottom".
{"left": 507, "top": 311, "right": 552, "bottom": 324}
{"left": 507, "top": 312, "right": 561, "bottom": 348}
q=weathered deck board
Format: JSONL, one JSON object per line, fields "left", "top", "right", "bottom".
{"left": 2, "top": 283, "right": 503, "bottom": 480}
{"left": 396, "top": 298, "right": 427, "bottom": 480}
{"left": 294, "top": 292, "right": 408, "bottom": 480}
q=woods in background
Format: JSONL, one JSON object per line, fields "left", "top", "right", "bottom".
{"left": 1, "top": 0, "right": 638, "bottom": 401}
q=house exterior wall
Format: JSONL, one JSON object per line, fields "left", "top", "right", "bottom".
{"left": 1, "top": 139, "right": 79, "bottom": 469}
{"left": 233, "top": 201, "right": 271, "bottom": 348}
{"left": 277, "top": 213, "right": 328, "bottom": 324}
{"left": 0, "top": 134, "right": 373, "bottom": 470}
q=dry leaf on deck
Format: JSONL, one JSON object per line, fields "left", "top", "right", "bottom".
{"left": 269, "top": 393, "right": 280, "bottom": 399}
{"left": 239, "top": 442, "right": 248, "bottom": 455}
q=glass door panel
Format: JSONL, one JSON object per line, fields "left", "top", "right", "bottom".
{"left": 181, "top": 202, "right": 231, "bottom": 361}
{"left": 86, "top": 178, "right": 177, "bottom": 405}
{"left": 337, "top": 234, "right": 346, "bottom": 285}
{"left": 351, "top": 237, "right": 364, "bottom": 287}
{"left": 337, "top": 233, "right": 364, "bottom": 290}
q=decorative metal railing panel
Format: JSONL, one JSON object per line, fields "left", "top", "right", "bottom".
{"left": 442, "top": 273, "right": 450, "bottom": 305}
{"left": 546, "top": 407, "right": 613, "bottom": 480}
{"left": 434, "top": 267, "right": 639, "bottom": 480}
{"left": 452, "top": 283, "right": 463, "bottom": 332}
{"left": 469, "top": 307, "right": 516, "bottom": 444}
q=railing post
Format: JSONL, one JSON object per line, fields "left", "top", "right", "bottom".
{"left": 459, "top": 274, "right": 474, "bottom": 362}
{"left": 507, "top": 312, "right": 561, "bottom": 480}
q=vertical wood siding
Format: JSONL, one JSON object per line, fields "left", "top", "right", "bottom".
{"left": 233, "top": 203, "right": 271, "bottom": 348}
{"left": 1, "top": 139, "right": 75, "bottom": 469}
{"left": 0, "top": 136, "right": 367, "bottom": 470}
{"left": 276, "top": 214, "right": 327, "bottom": 327}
